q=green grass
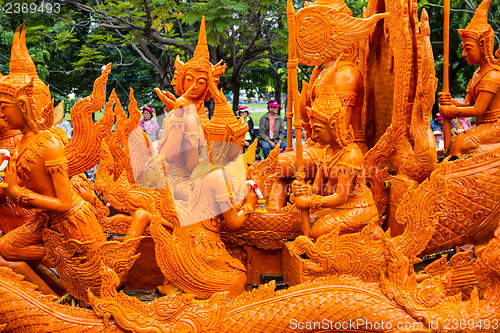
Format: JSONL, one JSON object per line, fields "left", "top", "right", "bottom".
{"left": 244, "top": 103, "right": 267, "bottom": 125}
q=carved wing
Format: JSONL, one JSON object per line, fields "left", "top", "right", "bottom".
{"left": 242, "top": 139, "right": 258, "bottom": 171}
{"left": 53, "top": 101, "right": 64, "bottom": 125}
{"left": 66, "top": 64, "right": 114, "bottom": 177}
{"left": 295, "top": 6, "right": 388, "bottom": 66}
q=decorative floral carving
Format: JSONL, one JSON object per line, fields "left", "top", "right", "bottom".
{"left": 220, "top": 231, "right": 285, "bottom": 249}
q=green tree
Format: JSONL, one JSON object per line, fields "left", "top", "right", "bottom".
{"left": 58, "top": 0, "right": 291, "bottom": 110}
{"left": 0, "top": 0, "right": 167, "bottom": 111}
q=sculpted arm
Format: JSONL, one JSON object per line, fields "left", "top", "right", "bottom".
{"left": 211, "top": 174, "right": 257, "bottom": 230}
{"left": 4, "top": 140, "right": 72, "bottom": 212}
{"left": 321, "top": 151, "right": 361, "bottom": 208}
{"left": 441, "top": 72, "right": 500, "bottom": 118}
{"left": 320, "top": 165, "right": 352, "bottom": 209}
{"left": 295, "top": 151, "right": 358, "bottom": 210}
{"left": 442, "top": 91, "right": 495, "bottom": 118}
{"left": 159, "top": 84, "right": 201, "bottom": 169}
{"left": 310, "top": 166, "right": 325, "bottom": 195}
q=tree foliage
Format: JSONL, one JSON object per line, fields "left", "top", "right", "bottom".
{"left": 2, "top": 0, "right": 498, "bottom": 117}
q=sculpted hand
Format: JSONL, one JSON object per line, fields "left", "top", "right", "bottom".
{"left": 172, "top": 84, "right": 198, "bottom": 117}
{"left": 154, "top": 88, "right": 176, "bottom": 112}
{"left": 439, "top": 104, "right": 458, "bottom": 119}
{"left": 438, "top": 92, "right": 453, "bottom": 106}
{"left": 3, "top": 159, "right": 19, "bottom": 198}
{"left": 292, "top": 180, "right": 310, "bottom": 197}
{"left": 295, "top": 196, "right": 311, "bottom": 210}
{"left": 243, "top": 184, "right": 259, "bottom": 207}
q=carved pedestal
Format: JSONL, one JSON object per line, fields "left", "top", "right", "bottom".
{"left": 122, "top": 236, "right": 164, "bottom": 290}
{"left": 282, "top": 241, "right": 311, "bottom": 287}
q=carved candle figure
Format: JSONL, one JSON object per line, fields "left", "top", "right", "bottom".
{"left": 154, "top": 17, "right": 226, "bottom": 200}
{"left": 292, "top": 69, "right": 378, "bottom": 239}
{"left": 0, "top": 26, "right": 149, "bottom": 303}
{"left": 439, "top": 0, "right": 500, "bottom": 157}
{"left": 156, "top": 17, "right": 225, "bottom": 126}
{"left": 153, "top": 74, "right": 258, "bottom": 299}
{"left": 268, "top": 0, "right": 385, "bottom": 210}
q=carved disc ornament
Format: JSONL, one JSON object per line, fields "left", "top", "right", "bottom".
{"left": 296, "top": 6, "right": 340, "bottom": 65}
{"left": 295, "top": 6, "right": 388, "bottom": 66}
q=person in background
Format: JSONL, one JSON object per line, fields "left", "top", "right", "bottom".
{"left": 237, "top": 105, "right": 255, "bottom": 150}
{"left": 259, "top": 101, "right": 286, "bottom": 158}
{"left": 433, "top": 130, "right": 444, "bottom": 150}
{"left": 451, "top": 117, "right": 471, "bottom": 136}
{"left": 139, "top": 106, "right": 160, "bottom": 141}
{"left": 293, "top": 127, "right": 307, "bottom": 150}
{"left": 430, "top": 114, "right": 443, "bottom": 132}
{"left": 156, "top": 106, "right": 168, "bottom": 128}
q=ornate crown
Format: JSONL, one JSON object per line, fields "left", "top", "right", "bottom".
{"left": 306, "top": 60, "right": 354, "bottom": 147}
{"left": 0, "top": 24, "right": 51, "bottom": 116}
{"left": 458, "top": 0, "right": 493, "bottom": 38}
{"left": 171, "top": 17, "right": 226, "bottom": 100}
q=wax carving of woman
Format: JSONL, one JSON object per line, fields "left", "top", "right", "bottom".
{"left": 439, "top": 0, "right": 500, "bottom": 157}
{"left": 153, "top": 73, "right": 258, "bottom": 299}
{"left": 151, "top": 18, "right": 225, "bottom": 200}
{"left": 292, "top": 77, "right": 378, "bottom": 239}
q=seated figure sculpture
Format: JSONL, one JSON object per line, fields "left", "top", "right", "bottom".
{"left": 0, "top": 31, "right": 150, "bottom": 302}
{"left": 0, "top": 77, "right": 149, "bottom": 257}
{"left": 152, "top": 76, "right": 258, "bottom": 299}
{"left": 268, "top": 0, "right": 371, "bottom": 210}
{"left": 292, "top": 72, "right": 378, "bottom": 239}
{"left": 439, "top": 0, "right": 500, "bottom": 157}
{"left": 0, "top": 119, "right": 58, "bottom": 296}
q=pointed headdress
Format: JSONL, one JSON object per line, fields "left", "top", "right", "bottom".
{"left": 306, "top": 58, "right": 353, "bottom": 147}
{"left": 171, "top": 17, "right": 226, "bottom": 100}
{"left": 458, "top": 0, "right": 493, "bottom": 37}
{"left": 457, "top": 0, "right": 499, "bottom": 65}
{"left": 0, "top": 24, "right": 54, "bottom": 132}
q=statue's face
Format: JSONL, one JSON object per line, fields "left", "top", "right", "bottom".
{"left": 310, "top": 117, "right": 333, "bottom": 146}
{"left": 0, "top": 94, "right": 24, "bottom": 131}
{"left": 183, "top": 68, "right": 208, "bottom": 101}
{"left": 462, "top": 36, "right": 482, "bottom": 65}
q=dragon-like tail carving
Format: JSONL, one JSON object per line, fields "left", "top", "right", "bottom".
{"left": 0, "top": 266, "right": 124, "bottom": 332}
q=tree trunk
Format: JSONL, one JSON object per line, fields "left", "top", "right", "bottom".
{"left": 232, "top": 77, "right": 240, "bottom": 115}
{"left": 275, "top": 74, "right": 282, "bottom": 106}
